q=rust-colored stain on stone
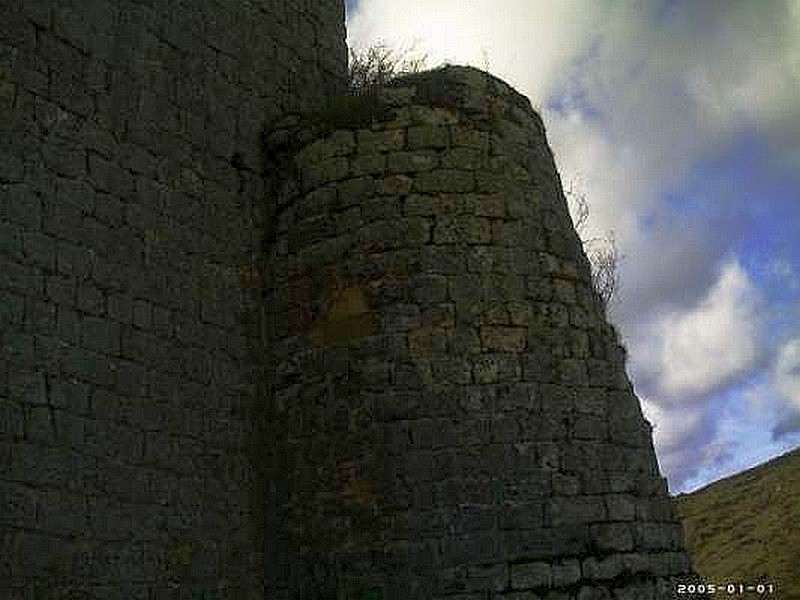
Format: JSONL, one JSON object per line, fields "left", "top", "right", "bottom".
{"left": 311, "top": 285, "right": 375, "bottom": 346}
{"left": 336, "top": 459, "right": 377, "bottom": 507}
{"left": 339, "top": 478, "right": 376, "bottom": 507}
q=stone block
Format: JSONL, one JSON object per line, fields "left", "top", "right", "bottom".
{"left": 297, "top": 130, "right": 355, "bottom": 164}
{"left": 0, "top": 290, "right": 25, "bottom": 331}
{"left": 465, "top": 562, "right": 508, "bottom": 591}
{"left": 551, "top": 473, "right": 580, "bottom": 496}
{"left": 80, "top": 315, "right": 120, "bottom": 354}
{"left": 350, "top": 152, "right": 386, "bottom": 176}
{"left": 604, "top": 494, "right": 636, "bottom": 522}
{"left": 547, "top": 496, "right": 606, "bottom": 527}
{"left": 511, "top": 561, "right": 551, "bottom": 589}
{"left": 576, "top": 585, "right": 612, "bottom": 600}
{"left": 571, "top": 414, "right": 608, "bottom": 441}
{"left": 76, "top": 283, "right": 106, "bottom": 315}
{"left": 357, "top": 128, "right": 405, "bottom": 153}
{"left": 434, "top": 215, "right": 490, "bottom": 245}
{"left": 582, "top": 554, "right": 624, "bottom": 580}
{"left": 131, "top": 298, "right": 152, "bottom": 330}
{"left": 543, "top": 593, "right": 571, "bottom": 600}
{"left": 457, "top": 504, "right": 496, "bottom": 533}
{"left": 378, "top": 174, "right": 414, "bottom": 195}
{"left": 613, "top": 580, "right": 656, "bottom": 600}
{"left": 420, "top": 245, "right": 467, "bottom": 274}
{"left": 480, "top": 326, "right": 526, "bottom": 353}
{"left": 0, "top": 399, "right": 24, "bottom": 440}
{"left": 52, "top": 409, "right": 85, "bottom": 448}
{"left": 415, "top": 170, "right": 475, "bottom": 194}
{"left": 405, "top": 193, "right": 464, "bottom": 217}
{"left": 431, "top": 358, "right": 472, "bottom": 385}
{"left": 592, "top": 523, "right": 635, "bottom": 552}
{"left": 500, "top": 502, "right": 545, "bottom": 530}
{"left": 387, "top": 150, "right": 438, "bottom": 173}
{"left": 491, "top": 417, "right": 519, "bottom": 443}
{"left": 466, "top": 193, "right": 506, "bottom": 218}
{"left": 441, "top": 147, "right": 485, "bottom": 170}
{"left": 23, "top": 404, "right": 54, "bottom": 444}
{"left": 408, "top": 125, "right": 449, "bottom": 149}
{"left": 410, "top": 105, "right": 459, "bottom": 126}
{"left": 551, "top": 558, "right": 581, "bottom": 587}
{"left": 440, "top": 533, "right": 498, "bottom": 567}
{"left": 83, "top": 419, "right": 143, "bottom": 463}
{"left": 2, "top": 332, "right": 35, "bottom": 364}
{"left": 302, "top": 156, "right": 349, "bottom": 190}
{"left": 55, "top": 240, "right": 95, "bottom": 279}
{"left": 49, "top": 379, "right": 90, "bottom": 414}
{"left": 451, "top": 127, "right": 489, "bottom": 150}
{"left": 467, "top": 246, "right": 514, "bottom": 273}
{"left": 36, "top": 488, "right": 87, "bottom": 535}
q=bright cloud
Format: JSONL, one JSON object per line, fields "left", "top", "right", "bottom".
{"left": 774, "top": 337, "right": 800, "bottom": 412}
{"left": 640, "top": 394, "right": 734, "bottom": 493}
{"left": 641, "top": 395, "right": 704, "bottom": 453}
{"left": 347, "top": 0, "right": 598, "bottom": 100}
{"left": 632, "top": 259, "right": 762, "bottom": 400}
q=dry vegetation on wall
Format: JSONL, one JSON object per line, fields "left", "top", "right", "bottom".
{"left": 567, "top": 187, "right": 622, "bottom": 308}
{"left": 348, "top": 42, "right": 429, "bottom": 93}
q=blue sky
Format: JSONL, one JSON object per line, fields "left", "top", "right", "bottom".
{"left": 346, "top": 0, "right": 800, "bottom": 494}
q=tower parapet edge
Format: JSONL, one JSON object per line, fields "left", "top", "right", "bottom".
{"left": 263, "top": 65, "right": 702, "bottom": 599}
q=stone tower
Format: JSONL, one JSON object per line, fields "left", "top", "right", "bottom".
{"left": 0, "top": 1, "right": 698, "bottom": 598}
{"left": 263, "top": 68, "right": 698, "bottom": 599}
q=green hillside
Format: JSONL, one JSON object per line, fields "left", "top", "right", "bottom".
{"left": 674, "top": 447, "right": 800, "bottom": 600}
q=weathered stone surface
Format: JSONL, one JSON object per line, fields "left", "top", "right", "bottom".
{"left": 265, "top": 65, "right": 698, "bottom": 599}
{"left": 511, "top": 561, "right": 552, "bottom": 589}
{"left": 268, "top": 63, "right": 691, "bottom": 600}
{"left": 1, "top": 0, "right": 346, "bottom": 596}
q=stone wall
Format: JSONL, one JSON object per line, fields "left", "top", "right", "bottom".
{"left": 0, "top": 1, "right": 345, "bottom": 597}
{"left": 263, "top": 67, "right": 698, "bottom": 599}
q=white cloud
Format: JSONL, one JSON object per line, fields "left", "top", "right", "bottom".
{"left": 641, "top": 395, "right": 703, "bottom": 454}
{"left": 347, "top": 0, "right": 600, "bottom": 102}
{"left": 632, "top": 259, "right": 762, "bottom": 400}
{"left": 640, "top": 394, "right": 733, "bottom": 493}
{"left": 773, "top": 337, "right": 800, "bottom": 411}
{"left": 550, "top": 0, "right": 800, "bottom": 250}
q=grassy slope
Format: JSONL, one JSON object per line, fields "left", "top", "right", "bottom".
{"left": 674, "top": 447, "right": 800, "bottom": 599}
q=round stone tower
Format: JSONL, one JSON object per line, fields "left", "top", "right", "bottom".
{"left": 263, "top": 66, "right": 698, "bottom": 599}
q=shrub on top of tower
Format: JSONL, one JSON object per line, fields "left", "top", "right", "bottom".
{"left": 348, "top": 42, "right": 429, "bottom": 94}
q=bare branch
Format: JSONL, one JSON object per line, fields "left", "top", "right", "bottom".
{"left": 566, "top": 183, "right": 590, "bottom": 237}
{"left": 348, "top": 42, "right": 429, "bottom": 94}
{"left": 587, "top": 232, "right": 622, "bottom": 308}
{"left": 566, "top": 179, "right": 622, "bottom": 308}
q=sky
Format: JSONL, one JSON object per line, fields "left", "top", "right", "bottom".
{"left": 345, "top": 0, "right": 800, "bottom": 494}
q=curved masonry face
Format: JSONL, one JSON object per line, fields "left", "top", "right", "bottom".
{"left": 265, "top": 67, "right": 698, "bottom": 599}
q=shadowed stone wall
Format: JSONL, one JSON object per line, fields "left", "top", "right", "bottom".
{"left": 263, "top": 67, "right": 697, "bottom": 600}
{"left": 1, "top": 2, "right": 345, "bottom": 597}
